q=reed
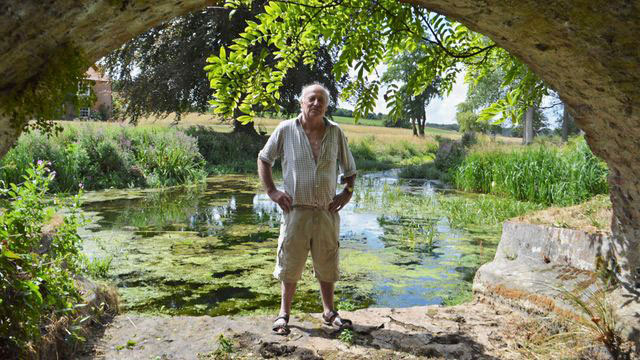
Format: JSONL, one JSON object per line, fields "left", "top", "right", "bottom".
{"left": 453, "top": 137, "right": 608, "bottom": 206}
{"left": 438, "top": 194, "right": 545, "bottom": 229}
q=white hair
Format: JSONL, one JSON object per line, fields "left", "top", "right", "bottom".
{"left": 300, "top": 82, "right": 331, "bottom": 104}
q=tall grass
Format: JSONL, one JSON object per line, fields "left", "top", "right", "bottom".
{"left": 454, "top": 137, "right": 608, "bottom": 206}
{"left": 1, "top": 124, "right": 208, "bottom": 192}
{"left": 439, "top": 194, "right": 545, "bottom": 229}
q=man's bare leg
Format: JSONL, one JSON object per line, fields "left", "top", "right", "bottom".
{"left": 319, "top": 280, "right": 335, "bottom": 316}
{"left": 280, "top": 281, "right": 297, "bottom": 316}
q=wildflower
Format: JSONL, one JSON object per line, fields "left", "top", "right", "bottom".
{"left": 79, "top": 182, "right": 84, "bottom": 190}
{"left": 37, "top": 160, "right": 43, "bottom": 166}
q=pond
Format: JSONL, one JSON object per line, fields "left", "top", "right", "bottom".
{"left": 79, "top": 170, "right": 501, "bottom": 316}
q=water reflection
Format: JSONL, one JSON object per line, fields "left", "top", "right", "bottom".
{"left": 80, "top": 172, "right": 500, "bottom": 316}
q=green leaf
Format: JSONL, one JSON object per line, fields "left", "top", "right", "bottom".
{"left": 2, "top": 249, "right": 21, "bottom": 260}
{"left": 237, "top": 115, "right": 253, "bottom": 124}
{"left": 219, "top": 46, "right": 226, "bottom": 61}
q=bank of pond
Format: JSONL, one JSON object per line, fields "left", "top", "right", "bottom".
{"left": 1, "top": 123, "right": 608, "bottom": 209}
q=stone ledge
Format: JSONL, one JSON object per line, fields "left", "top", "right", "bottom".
{"left": 474, "top": 221, "right": 639, "bottom": 350}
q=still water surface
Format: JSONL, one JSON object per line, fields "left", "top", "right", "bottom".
{"left": 80, "top": 171, "right": 500, "bottom": 316}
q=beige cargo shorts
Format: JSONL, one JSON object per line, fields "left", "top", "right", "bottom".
{"left": 273, "top": 206, "right": 340, "bottom": 283}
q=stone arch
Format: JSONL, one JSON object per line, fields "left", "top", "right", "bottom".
{"left": 0, "top": 1, "right": 638, "bottom": 287}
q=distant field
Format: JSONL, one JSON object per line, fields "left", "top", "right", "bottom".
{"left": 331, "top": 115, "right": 384, "bottom": 127}
{"left": 133, "top": 112, "right": 519, "bottom": 146}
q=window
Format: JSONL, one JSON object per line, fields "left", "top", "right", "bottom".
{"left": 79, "top": 108, "right": 90, "bottom": 118}
{"left": 78, "top": 82, "right": 91, "bottom": 97}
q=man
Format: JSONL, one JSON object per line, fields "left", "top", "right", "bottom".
{"left": 257, "top": 83, "right": 357, "bottom": 335}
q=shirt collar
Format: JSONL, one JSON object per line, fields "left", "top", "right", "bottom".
{"left": 296, "top": 114, "right": 335, "bottom": 128}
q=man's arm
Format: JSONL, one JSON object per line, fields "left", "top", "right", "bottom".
{"left": 258, "top": 158, "right": 292, "bottom": 212}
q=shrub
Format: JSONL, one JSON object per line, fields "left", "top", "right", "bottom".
{"left": 0, "top": 162, "right": 85, "bottom": 356}
{"left": 0, "top": 124, "right": 207, "bottom": 192}
{"left": 434, "top": 137, "right": 466, "bottom": 172}
{"left": 184, "top": 126, "right": 267, "bottom": 174}
{"left": 130, "top": 129, "right": 206, "bottom": 186}
{"left": 399, "top": 162, "right": 443, "bottom": 180}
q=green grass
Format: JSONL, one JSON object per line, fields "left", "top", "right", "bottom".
{"left": 453, "top": 137, "right": 608, "bottom": 206}
{"left": 331, "top": 115, "right": 385, "bottom": 127}
{"left": 84, "top": 256, "right": 114, "bottom": 279}
{"left": 438, "top": 193, "right": 545, "bottom": 229}
{"left": 338, "top": 328, "right": 356, "bottom": 346}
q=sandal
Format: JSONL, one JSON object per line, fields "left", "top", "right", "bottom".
{"left": 272, "top": 314, "right": 290, "bottom": 335}
{"left": 322, "top": 310, "right": 353, "bottom": 329}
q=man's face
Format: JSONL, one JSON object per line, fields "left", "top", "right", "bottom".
{"left": 301, "top": 86, "right": 328, "bottom": 120}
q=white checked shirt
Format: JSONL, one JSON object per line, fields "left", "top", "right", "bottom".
{"left": 258, "top": 115, "right": 357, "bottom": 209}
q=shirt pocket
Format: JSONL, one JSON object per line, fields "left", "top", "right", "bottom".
{"left": 322, "top": 142, "right": 338, "bottom": 166}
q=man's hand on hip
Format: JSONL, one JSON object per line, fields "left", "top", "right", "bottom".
{"left": 268, "top": 189, "right": 293, "bottom": 212}
{"left": 329, "top": 190, "right": 352, "bottom": 213}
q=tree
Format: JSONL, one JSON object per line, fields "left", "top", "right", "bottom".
{"left": 381, "top": 48, "right": 442, "bottom": 136}
{"left": 561, "top": 103, "right": 579, "bottom": 141}
{"left": 455, "top": 101, "right": 483, "bottom": 133}
{"left": 205, "top": 1, "right": 496, "bottom": 122}
{"left": 205, "top": 0, "right": 552, "bottom": 141}
{"left": 103, "top": 2, "right": 344, "bottom": 132}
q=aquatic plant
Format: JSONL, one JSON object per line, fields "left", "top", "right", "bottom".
{"left": 453, "top": 137, "right": 608, "bottom": 206}
{"left": 439, "top": 194, "right": 545, "bottom": 229}
{"left": 401, "top": 218, "right": 439, "bottom": 252}
{"left": 83, "top": 255, "right": 114, "bottom": 279}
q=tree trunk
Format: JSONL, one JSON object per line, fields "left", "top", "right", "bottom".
{"left": 418, "top": 107, "right": 426, "bottom": 137}
{"left": 561, "top": 103, "right": 569, "bottom": 142}
{"left": 523, "top": 107, "right": 534, "bottom": 145}
{"left": 0, "top": 115, "right": 20, "bottom": 159}
{"left": 232, "top": 118, "right": 258, "bottom": 136}
{"left": 411, "top": 118, "right": 418, "bottom": 136}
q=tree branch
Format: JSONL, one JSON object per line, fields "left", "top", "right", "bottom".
{"left": 415, "top": 8, "right": 496, "bottom": 59}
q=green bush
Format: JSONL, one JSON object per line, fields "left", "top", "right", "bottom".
{"left": 0, "top": 124, "right": 207, "bottom": 192}
{"left": 0, "top": 163, "right": 85, "bottom": 355}
{"left": 453, "top": 137, "right": 608, "bottom": 206}
{"left": 184, "top": 126, "right": 267, "bottom": 174}
{"left": 399, "top": 162, "right": 443, "bottom": 180}
{"left": 434, "top": 137, "right": 466, "bottom": 172}
{"left": 350, "top": 136, "right": 436, "bottom": 171}
{"left": 130, "top": 129, "right": 206, "bottom": 186}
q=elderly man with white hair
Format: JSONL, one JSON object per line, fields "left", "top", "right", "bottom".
{"left": 257, "top": 83, "right": 357, "bottom": 335}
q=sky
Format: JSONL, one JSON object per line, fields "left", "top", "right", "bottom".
{"left": 338, "top": 71, "right": 468, "bottom": 125}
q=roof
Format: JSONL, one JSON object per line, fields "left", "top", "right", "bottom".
{"left": 85, "top": 66, "right": 110, "bottom": 82}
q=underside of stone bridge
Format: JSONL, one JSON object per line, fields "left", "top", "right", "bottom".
{"left": 0, "top": 0, "right": 639, "bottom": 288}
